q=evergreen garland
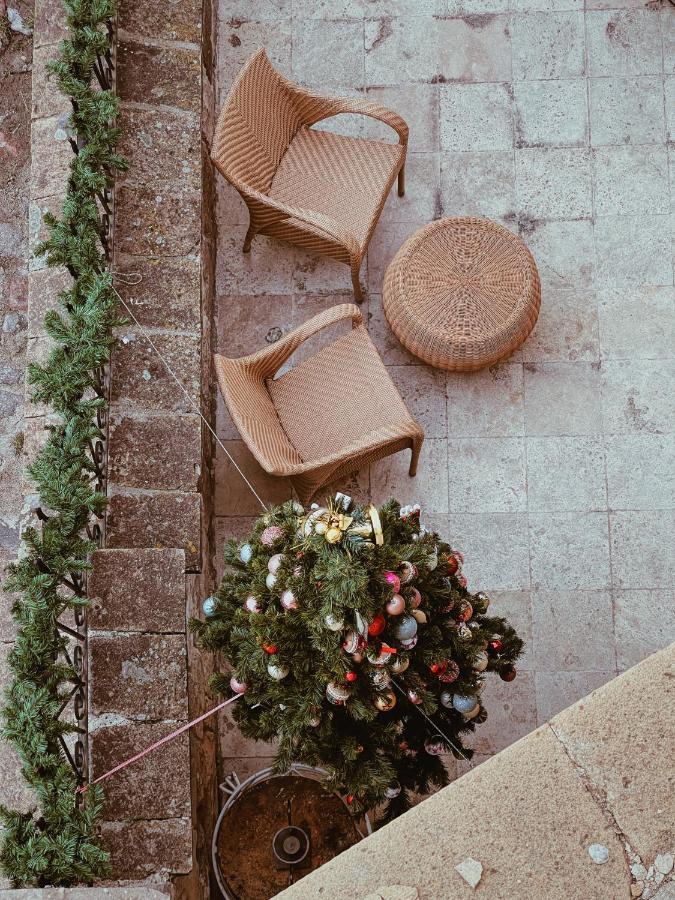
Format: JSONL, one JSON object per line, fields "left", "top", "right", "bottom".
{"left": 1, "top": 0, "right": 126, "bottom": 885}
{"left": 193, "top": 498, "right": 523, "bottom": 823}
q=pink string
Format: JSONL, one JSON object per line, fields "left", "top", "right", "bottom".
{"left": 77, "top": 693, "right": 242, "bottom": 794}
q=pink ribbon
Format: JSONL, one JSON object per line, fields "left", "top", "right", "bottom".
{"left": 77, "top": 693, "right": 242, "bottom": 794}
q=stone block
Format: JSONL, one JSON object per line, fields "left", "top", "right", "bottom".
{"left": 593, "top": 146, "right": 668, "bottom": 217}
{"left": 437, "top": 15, "right": 511, "bottom": 83}
{"left": 610, "top": 510, "right": 675, "bottom": 589}
{"left": 110, "top": 331, "right": 200, "bottom": 414}
{"left": 440, "top": 83, "right": 513, "bottom": 152}
{"left": 515, "top": 148, "right": 592, "bottom": 219}
{"left": 598, "top": 287, "right": 674, "bottom": 360}
{"left": 117, "top": 41, "right": 201, "bottom": 113}
{"left": 511, "top": 11, "right": 586, "bottom": 79}
{"left": 532, "top": 589, "right": 615, "bottom": 671}
{"left": 118, "top": 0, "right": 201, "bottom": 43}
{"left": 446, "top": 437, "right": 527, "bottom": 513}
{"left": 105, "top": 492, "right": 201, "bottom": 570}
{"left": 100, "top": 818, "right": 192, "bottom": 879}
{"left": 522, "top": 287, "right": 599, "bottom": 363}
{"left": 91, "top": 723, "right": 190, "bottom": 820}
{"left": 89, "top": 548, "right": 186, "bottom": 632}
{"left": 216, "top": 18, "right": 292, "bottom": 92}
{"left": 441, "top": 512, "right": 530, "bottom": 591}
{"left": 514, "top": 79, "right": 588, "bottom": 148}
{"left": 30, "top": 116, "right": 73, "bottom": 201}
{"left": 613, "top": 590, "right": 675, "bottom": 671}
{"left": 526, "top": 436, "right": 606, "bottom": 512}
{"left": 294, "top": 19, "right": 364, "bottom": 87}
{"left": 365, "top": 16, "right": 438, "bottom": 86}
{"left": 586, "top": 9, "right": 662, "bottom": 77}
{"left": 113, "top": 255, "right": 200, "bottom": 331}
{"left": 116, "top": 106, "right": 200, "bottom": 192}
{"left": 33, "top": 0, "right": 68, "bottom": 48}
{"left": 523, "top": 361, "right": 602, "bottom": 436}
{"left": 589, "top": 76, "right": 665, "bottom": 146}
{"left": 440, "top": 151, "right": 515, "bottom": 220}
{"left": 90, "top": 633, "right": 188, "bottom": 719}
{"left": 371, "top": 439, "right": 449, "bottom": 514}
{"left": 108, "top": 414, "right": 201, "bottom": 492}
{"left": 365, "top": 84, "right": 439, "bottom": 152}
{"left": 446, "top": 363, "right": 524, "bottom": 437}
{"left": 594, "top": 215, "right": 672, "bottom": 288}
{"left": 115, "top": 183, "right": 201, "bottom": 258}
{"left": 600, "top": 358, "right": 674, "bottom": 435}
{"left": 27, "top": 265, "right": 71, "bottom": 337}
{"left": 0, "top": 550, "right": 19, "bottom": 641}
{"left": 31, "top": 43, "right": 70, "bottom": 120}
{"left": 529, "top": 512, "right": 610, "bottom": 590}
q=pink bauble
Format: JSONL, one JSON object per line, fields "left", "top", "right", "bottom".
{"left": 409, "top": 587, "right": 422, "bottom": 608}
{"left": 230, "top": 676, "right": 248, "bottom": 694}
{"left": 438, "top": 660, "right": 460, "bottom": 683}
{"left": 280, "top": 589, "right": 298, "bottom": 610}
{"left": 407, "top": 690, "right": 423, "bottom": 705}
{"left": 457, "top": 573, "right": 468, "bottom": 589}
{"left": 244, "top": 595, "right": 260, "bottom": 613}
{"left": 292, "top": 565, "right": 302, "bottom": 578}
{"left": 386, "top": 593, "right": 406, "bottom": 616}
{"left": 267, "top": 553, "right": 284, "bottom": 575}
{"left": 384, "top": 571, "right": 401, "bottom": 593}
{"left": 455, "top": 550, "right": 465, "bottom": 564}
{"left": 261, "top": 525, "right": 283, "bottom": 547}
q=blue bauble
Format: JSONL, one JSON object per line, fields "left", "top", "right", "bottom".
{"left": 202, "top": 596, "right": 217, "bottom": 617}
{"left": 452, "top": 693, "right": 479, "bottom": 714}
{"left": 393, "top": 614, "right": 418, "bottom": 642}
{"left": 239, "top": 542, "right": 253, "bottom": 564}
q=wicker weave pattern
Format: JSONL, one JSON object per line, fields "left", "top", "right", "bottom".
{"left": 211, "top": 48, "right": 408, "bottom": 301}
{"left": 383, "top": 217, "right": 541, "bottom": 371}
{"left": 214, "top": 304, "right": 424, "bottom": 504}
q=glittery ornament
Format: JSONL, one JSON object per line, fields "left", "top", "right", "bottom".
{"left": 412, "top": 609, "right": 427, "bottom": 624}
{"left": 384, "top": 782, "right": 401, "bottom": 799}
{"left": 366, "top": 647, "right": 392, "bottom": 666}
{"left": 393, "top": 615, "right": 418, "bottom": 641}
{"left": 400, "top": 561, "right": 418, "bottom": 584}
{"left": 457, "top": 623, "right": 472, "bottom": 640}
{"left": 265, "top": 572, "right": 277, "bottom": 590}
{"left": 308, "top": 715, "right": 321, "bottom": 727}
{"left": 229, "top": 675, "right": 248, "bottom": 694}
{"left": 384, "top": 571, "right": 401, "bottom": 593}
{"left": 391, "top": 656, "right": 410, "bottom": 674}
{"left": 452, "top": 694, "right": 478, "bottom": 714}
{"left": 371, "top": 669, "right": 391, "bottom": 688}
{"left": 239, "top": 543, "right": 253, "bottom": 564}
{"left": 280, "top": 589, "right": 298, "bottom": 610}
{"left": 407, "top": 689, "right": 423, "bottom": 705}
{"left": 438, "top": 660, "right": 461, "bottom": 683}
{"left": 488, "top": 638, "right": 503, "bottom": 653}
{"left": 244, "top": 595, "right": 260, "bottom": 613}
{"left": 345, "top": 670, "right": 358, "bottom": 683}
{"left": 342, "top": 631, "right": 360, "bottom": 654}
{"left": 474, "top": 591, "right": 490, "bottom": 610}
{"left": 267, "top": 553, "right": 284, "bottom": 575}
{"left": 368, "top": 613, "right": 386, "bottom": 636}
{"left": 202, "top": 596, "right": 217, "bottom": 617}
{"left": 430, "top": 661, "right": 447, "bottom": 675}
{"left": 268, "top": 662, "right": 289, "bottom": 680}
{"left": 399, "top": 503, "right": 421, "bottom": 520}
{"left": 457, "top": 574, "right": 468, "bottom": 589}
{"left": 500, "top": 664, "right": 517, "bottom": 682}
{"left": 261, "top": 525, "right": 283, "bottom": 547}
{"left": 427, "top": 550, "right": 438, "bottom": 571}
{"left": 457, "top": 600, "right": 473, "bottom": 622}
{"left": 424, "top": 737, "right": 446, "bottom": 756}
{"left": 386, "top": 593, "right": 406, "bottom": 615}
{"left": 474, "top": 651, "right": 489, "bottom": 672}
{"left": 446, "top": 554, "right": 460, "bottom": 575}
{"left": 409, "top": 587, "right": 422, "bottom": 608}
{"left": 324, "top": 613, "right": 344, "bottom": 631}
{"left": 374, "top": 690, "right": 396, "bottom": 712}
{"left": 325, "top": 526, "right": 342, "bottom": 544}
{"left": 315, "top": 521, "right": 328, "bottom": 535}
{"left": 440, "top": 690, "right": 453, "bottom": 708}
{"left": 326, "top": 681, "right": 350, "bottom": 705}
{"left": 263, "top": 643, "right": 278, "bottom": 654}
{"left": 399, "top": 635, "right": 418, "bottom": 650}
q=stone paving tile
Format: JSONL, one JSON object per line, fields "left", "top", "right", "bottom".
{"left": 469, "top": 670, "right": 537, "bottom": 754}
{"left": 529, "top": 512, "right": 611, "bottom": 590}
{"left": 447, "top": 437, "right": 527, "bottom": 512}
{"left": 441, "top": 513, "right": 530, "bottom": 591}
{"left": 605, "top": 434, "right": 674, "bottom": 511}
{"left": 666, "top": 75, "right": 675, "bottom": 143}
{"left": 388, "top": 365, "right": 448, "bottom": 437}
{"left": 371, "top": 438, "right": 449, "bottom": 513}
{"left": 585, "top": 9, "right": 662, "bottom": 77}
{"left": 589, "top": 75, "right": 665, "bottom": 145}
{"left": 520, "top": 218, "right": 595, "bottom": 288}
{"left": 523, "top": 361, "right": 603, "bottom": 436}
{"left": 488, "top": 591, "right": 533, "bottom": 670}
{"left": 597, "top": 287, "right": 675, "bottom": 360}
{"left": 600, "top": 359, "right": 675, "bottom": 435}
{"left": 216, "top": 19, "right": 292, "bottom": 94}
{"left": 513, "top": 79, "right": 588, "bottom": 149}
{"left": 610, "top": 510, "right": 675, "bottom": 589}
{"left": 521, "top": 287, "right": 599, "bottom": 362}
{"left": 534, "top": 670, "right": 614, "bottom": 724}
{"left": 381, "top": 152, "right": 440, "bottom": 224}
{"left": 365, "top": 17, "right": 438, "bottom": 86}
{"left": 515, "top": 148, "right": 592, "bottom": 219}
{"left": 436, "top": 15, "right": 512, "bottom": 84}
{"left": 594, "top": 215, "right": 673, "bottom": 288}
{"left": 293, "top": 19, "right": 365, "bottom": 88}
{"left": 526, "top": 436, "right": 606, "bottom": 512}
{"left": 531, "top": 590, "right": 615, "bottom": 671}
{"left": 592, "top": 145, "right": 669, "bottom": 218}
{"left": 365, "top": 84, "right": 439, "bottom": 151}
{"left": 446, "top": 363, "right": 524, "bottom": 437}
{"left": 439, "top": 82, "right": 513, "bottom": 152}
{"left": 613, "top": 590, "right": 675, "bottom": 671}
{"left": 440, "top": 152, "right": 515, "bottom": 220}
{"left": 510, "top": 12, "right": 585, "bottom": 81}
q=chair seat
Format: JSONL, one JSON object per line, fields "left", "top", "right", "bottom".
{"left": 269, "top": 126, "right": 404, "bottom": 251}
{"left": 268, "top": 325, "right": 415, "bottom": 463}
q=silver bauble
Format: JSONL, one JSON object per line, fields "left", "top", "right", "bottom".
{"left": 393, "top": 614, "right": 418, "bottom": 641}
{"left": 324, "top": 613, "right": 344, "bottom": 631}
{"left": 440, "top": 690, "right": 453, "bottom": 708}
{"left": 474, "top": 650, "right": 489, "bottom": 672}
{"left": 384, "top": 781, "right": 401, "bottom": 799}
{"left": 239, "top": 543, "right": 253, "bottom": 564}
{"left": 452, "top": 693, "right": 479, "bottom": 714}
{"left": 391, "top": 656, "right": 410, "bottom": 674}
{"left": 267, "top": 663, "right": 289, "bottom": 680}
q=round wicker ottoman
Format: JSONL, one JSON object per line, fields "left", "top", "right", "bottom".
{"left": 383, "top": 217, "right": 541, "bottom": 371}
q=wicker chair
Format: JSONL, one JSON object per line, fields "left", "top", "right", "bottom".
{"left": 211, "top": 48, "right": 408, "bottom": 302}
{"left": 214, "top": 304, "right": 424, "bottom": 504}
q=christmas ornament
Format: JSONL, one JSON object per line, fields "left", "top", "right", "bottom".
{"left": 500, "top": 665, "right": 517, "bottom": 682}
{"left": 400, "top": 561, "right": 417, "bottom": 584}
{"left": 334, "top": 491, "right": 352, "bottom": 511}
{"left": 457, "top": 574, "right": 468, "bottom": 589}
{"left": 427, "top": 550, "right": 438, "bottom": 571}
{"left": 239, "top": 543, "right": 253, "bottom": 564}
{"left": 457, "top": 600, "right": 473, "bottom": 622}
{"left": 315, "top": 521, "right": 328, "bottom": 535}
{"left": 374, "top": 690, "right": 396, "bottom": 712}
{"left": 408, "top": 587, "right": 422, "bottom": 608}
{"left": 345, "top": 670, "right": 358, "bottom": 683}
{"left": 384, "top": 571, "right": 401, "bottom": 593}
{"left": 292, "top": 501, "right": 304, "bottom": 515}
{"left": 384, "top": 782, "right": 401, "bottom": 799}
{"left": 438, "top": 660, "right": 461, "bottom": 683}
{"left": 430, "top": 661, "right": 448, "bottom": 675}
{"left": 265, "top": 572, "right": 277, "bottom": 590}
{"left": 386, "top": 593, "right": 406, "bottom": 615}
{"left": 268, "top": 663, "right": 289, "bottom": 680}
{"left": 464, "top": 704, "right": 481, "bottom": 721}
{"left": 263, "top": 643, "right": 278, "bottom": 654}
{"left": 452, "top": 694, "right": 479, "bottom": 715}
{"left": 399, "top": 635, "right": 418, "bottom": 650}
{"left": 488, "top": 638, "right": 503, "bottom": 654}
{"left": 354, "top": 610, "right": 368, "bottom": 636}
{"left": 244, "top": 595, "right": 260, "bottom": 613}
{"left": 345, "top": 794, "right": 354, "bottom": 805}
{"left": 399, "top": 503, "right": 421, "bottom": 521}
{"left": 407, "top": 689, "right": 423, "bottom": 705}
{"left": 292, "top": 564, "right": 302, "bottom": 578}
{"left": 268, "top": 553, "right": 284, "bottom": 575}
{"left": 368, "top": 613, "right": 386, "bottom": 636}
{"left": 393, "top": 615, "right": 418, "bottom": 642}
{"left": 367, "top": 647, "right": 393, "bottom": 666}
{"left": 440, "top": 691, "right": 453, "bottom": 708}
{"left": 325, "top": 613, "right": 344, "bottom": 631}
{"left": 202, "top": 596, "right": 217, "bottom": 617}
{"left": 280, "top": 589, "right": 298, "bottom": 611}
{"left": 308, "top": 716, "right": 321, "bottom": 727}
{"left": 372, "top": 669, "right": 391, "bottom": 688}
{"left": 342, "top": 631, "right": 361, "bottom": 654}
{"left": 474, "top": 651, "right": 488, "bottom": 672}
{"left": 424, "top": 737, "right": 446, "bottom": 756}
{"left": 412, "top": 609, "right": 427, "bottom": 624}
{"left": 457, "top": 623, "right": 472, "bottom": 640}
{"left": 261, "top": 526, "right": 284, "bottom": 547}
{"left": 446, "top": 554, "right": 460, "bottom": 575}
{"left": 229, "top": 676, "right": 248, "bottom": 694}
{"left": 325, "top": 526, "right": 342, "bottom": 544}
{"left": 474, "top": 591, "right": 490, "bottom": 610}
{"left": 391, "top": 656, "right": 409, "bottom": 674}
{"left": 326, "top": 681, "right": 350, "bottom": 705}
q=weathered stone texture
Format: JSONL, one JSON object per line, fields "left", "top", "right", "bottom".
{"left": 100, "top": 818, "right": 192, "bottom": 879}
{"left": 113, "top": 254, "right": 201, "bottom": 331}
{"left": 117, "top": 42, "right": 201, "bottom": 113}
{"left": 115, "top": 184, "right": 201, "bottom": 257}
{"left": 27, "top": 265, "right": 71, "bottom": 337}
{"left": 32, "top": 0, "right": 68, "bottom": 48}
{"left": 29, "top": 116, "right": 73, "bottom": 201}
{"left": 90, "top": 633, "right": 188, "bottom": 720}
{"left": 89, "top": 548, "right": 187, "bottom": 632}
{"left": 31, "top": 43, "right": 70, "bottom": 120}
{"left": 116, "top": 106, "right": 200, "bottom": 191}
{"left": 108, "top": 414, "right": 202, "bottom": 492}
{"left": 118, "top": 0, "right": 202, "bottom": 43}
{"left": 105, "top": 492, "right": 201, "bottom": 569}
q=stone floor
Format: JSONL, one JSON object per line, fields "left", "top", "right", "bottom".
{"left": 212, "top": 0, "right": 675, "bottom": 777}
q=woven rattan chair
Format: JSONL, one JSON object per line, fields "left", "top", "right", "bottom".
{"left": 211, "top": 48, "right": 408, "bottom": 302}
{"left": 214, "top": 304, "right": 424, "bottom": 504}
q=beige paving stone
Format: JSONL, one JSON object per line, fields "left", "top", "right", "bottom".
{"left": 441, "top": 512, "right": 530, "bottom": 590}
{"left": 520, "top": 218, "right": 595, "bottom": 289}
{"left": 388, "top": 365, "right": 447, "bottom": 437}
{"left": 586, "top": 9, "right": 663, "bottom": 77}
{"left": 447, "top": 437, "right": 527, "bottom": 512}
{"left": 529, "top": 512, "right": 611, "bottom": 590}
{"left": 365, "top": 17, "right": 438, "bottom": 86}
{"left": 367, "top": 292, "right": 422, "bottom": 365}
{"left": 219, "top": 0, "right": 290, "bottom": 19}
{"left": 593, "top": 146, "right": 669, "bottom": 218}
{"left": 589, "top": 76, "right": 665, "bottom": 146}
{"left": 436, "top": 14, "right": 512, "bottom": 83}
{"left": 110, "top": 332, "right": 201, "bottom": 414}
{"left": 216, "top": 224, "right": 296, "bottom": 294}
{"left": 511, "top": 11, "right": 585, "bottom": 80}
{"left": 532, "top": 589, "right": 615, "bottom": 671}
{"left": 613, "top": 590, "right": 675, "bottom": 671}
{"left": 511, "top": 0, "right": 582, "bottom": 9}
{"left": 440, "top": 151, "right": 516, "bottom": 220}
{"left": 610, "top": 510, "right": 675, "bottom": 589}
{"left": 381, "top": 152, "right": 440, "bottom": 224}
{"left": 215, "top": 178, "right": 249, "bottom": 227}
{"left": 293, "top": 19, "right": 365, "bottom": 88}
{"left": 214, "top": 439, "right": 292, "bottom": 516}
{"left": 367, "top": 0, "right": 442, "bottom": 12}
{"left": 534, "top": 670, "right": 615, "bottom": 723}
{"left": 276, "top": 724, "right": 629, "bottom": 900}
{"left": 216, "top": 18, "right": 292, "bottom": 92}
{"left": 366, "top": 221, "right": 424, "bottom": 293}
{"left": 600, "top": 359, "right": 674, "bottom": 436}
{"left": 439, "top": 82, "right": 513, "bottom": 151}
{"left": 550, "top": 643, "right": 675, "bottom": 862}
{"left": 365, "top": 84, "right": 439, "bottom": 151}
{"left": 370, "top": 438, "right": 449, "bottom": 513}
{"left": 118, "top": 0, "right": 201, "bottom": 43}
{"left": 594, "top": 215, "right": 672, "bottom": 288}
{"left": 526, "top": 436, "right": 606, "bottom": 512}
{"left": 108, "top": 414, "right": 202, "bottom": 492}
{"left": 469, "top": 669, "right": 537, "bottom": 754}
{"left": 522, "top": 287, "right": 599, "bottom": 362}
{"left": 523, "top": 361, "right": 603, "bottom": 436}
{"left": 664, "top": 6, "right": 675, "bottom": 75}
{"left": 514, "top": 79, "right": 588, "bottom": 149}
{"left": 293, "top": 250, "right": 355, "bottom": 294}
{"left": 515, "top": 148, "right": 592, "bottom": 219}
{"left": 216, "top": 293, "right": 294, "bottom": 358}
{"left": 293, "top": 0, "right": 365, "bottom": 16}
{"left": 605, "top": 434, "right": 674, "bottom": 510}
{"left": 446, "top": 363, "right": 525, "bottom": 437}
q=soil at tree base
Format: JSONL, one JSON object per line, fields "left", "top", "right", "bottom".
{"left": 216, "top": 774, "right": 365, "bottom": 899}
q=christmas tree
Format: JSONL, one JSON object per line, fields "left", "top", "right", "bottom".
{"left": 192, "top": 496, "right": 523, "bottom": 821}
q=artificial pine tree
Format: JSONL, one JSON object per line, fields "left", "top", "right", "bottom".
{"left": 193, "top": 496, "right": 523, "bottom": 821}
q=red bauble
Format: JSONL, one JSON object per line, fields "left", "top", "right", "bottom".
{"left": 262, "top": 643, "right": 278, "bottom": 654}
{"left": 430, "top": 661, "right": 448, "bottom": 675}
{"left": 446, "top": 554, "right": 460, "bottom": 575}
{"left": 368, "top": 613, "right": 386, "bottom": 636}
{"left": 345, "top": 794, "right": 354, "bottom": 805}
{"left": 345, "top": 670, "right": 358, "bottom": 683}
{"left": 500, "top": 665, "right": 517, "bottom": 682}
{"left": 398, "top": 741, "right": 409, "bottom": 751}
{"left": 356, "top": 744, "right": 364, "bottom": 753}
{"left": 488, "top": 638, "right": 503, "bottom": 654}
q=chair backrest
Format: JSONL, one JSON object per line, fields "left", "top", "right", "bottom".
{"left": 211, "top": 49, "right": 303, "bottom": 196}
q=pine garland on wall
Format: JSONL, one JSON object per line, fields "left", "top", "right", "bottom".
{"left": 1, "top": 0, "right": 126, "bottom": 885}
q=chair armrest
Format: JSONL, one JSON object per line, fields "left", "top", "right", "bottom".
{"left": 241, "top": 303, "right": 363, "bottom": 379}
{"left": 284, "top": 423, "right": 421, "bottom": 476}
{"left": 291, "top": 90, "right": 409, "bottom": 146}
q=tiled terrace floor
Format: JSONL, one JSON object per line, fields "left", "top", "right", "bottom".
{"left": 212, "top": 0, "right": 675, "bottom": 776}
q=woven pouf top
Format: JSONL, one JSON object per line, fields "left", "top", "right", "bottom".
{"left": 383, "top": 217, "right": 541, "bottom": 371}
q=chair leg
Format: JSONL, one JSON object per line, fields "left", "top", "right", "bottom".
{"left": 409, "top": 438, "right": 422, "bottom": 477}
{"left": 243, "top": 224, "right": 256, "bottom": 253}
{"left": 398, "top": 163, "right": 405, "bottom": 198}
{"left": 351, "top": 265, "right": 364, "bottom": 303}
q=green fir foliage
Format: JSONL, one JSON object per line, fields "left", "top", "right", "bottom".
{"left": 192, "top": 498, "right": 523, "bottom": 824}
{"left": 1, "top": 0, "right": 126, "bottom": 885}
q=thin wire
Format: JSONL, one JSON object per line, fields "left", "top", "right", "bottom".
{"left": 391, "top": 678, "right": 472, "bottom": 764}
{"left": 110, "top": 274, "right": 267, "bottom": 510}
